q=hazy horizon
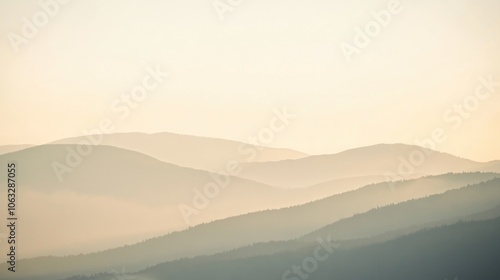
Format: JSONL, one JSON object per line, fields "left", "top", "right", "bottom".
{"left": 3, "top": 131, "right": 500, "bottom": 164}
{"left": 1, "top": 1, "right": 500, "bottom": 279}
{"left": 1, "top": 0, "right": 500, "bottom": 162}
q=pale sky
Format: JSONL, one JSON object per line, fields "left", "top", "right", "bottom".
{"left": 1, "top": 0, "right": 499, "bottom": 161}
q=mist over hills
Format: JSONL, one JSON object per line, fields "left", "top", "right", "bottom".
{"left": 1, "top": 173, "right": 497, "bottom": 280}
{"left": 1, "top": 133, "right": 499, "bottom": 279}
{"left": 34, "top": 178, "right": 500, "bottom": 280}
{"left": 0, "top": 143, "right": 305, "bottom": 257}
{"left": 3, "top": 0, "right": 500, "bottom": 278}
{"left": 131, "top": 179, "right": 500, "bottom": 271}
{"left": 0, "top": 143, "right": 386, "bottom": 257}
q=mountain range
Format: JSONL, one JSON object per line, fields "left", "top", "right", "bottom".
{"left": 0, "top": 132, "right": 499, "bottom": 279}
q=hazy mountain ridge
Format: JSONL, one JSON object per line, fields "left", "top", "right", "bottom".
{"left": 238, "top": 143, "right": 497, "bottom": 188}
{"left": 50, "top": 132, "right": 308, "bottom": 171}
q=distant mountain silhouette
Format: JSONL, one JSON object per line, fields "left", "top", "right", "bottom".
{"left": 51, "top": 132, "right": 308, "bottom": 171}
{"left": 238, "top": 143, "right": 498, "bottom": 188}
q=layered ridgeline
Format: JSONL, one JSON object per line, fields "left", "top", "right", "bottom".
{"left": 10, "top": 139, "right": 489, "bottom": 258}
{"left": 0, "top": 144, "right": 316, "bottom": 258}
{"left": 0, "top": 144, "right": 385, "bottom": 258}
{"left": 87, "top": 217, "right": 500, "bottom": 280}
{"left": 0, "top": 173, "right": 497, "bottom": 280}
{"left": 50, "top": 132, "right": 308, "bottom": 171}
{"left": 18, "top": 133, "right": 500, "bottom": 190}
{"left": 66, "top": 178, "right": 500, "bottom": 280}
{"left": 238, "top": 143, "right": 500, "bottom": 188}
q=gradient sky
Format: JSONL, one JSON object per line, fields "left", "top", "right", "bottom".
{"left": 1, "top": 0, "right": 499, "bottom": 161}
